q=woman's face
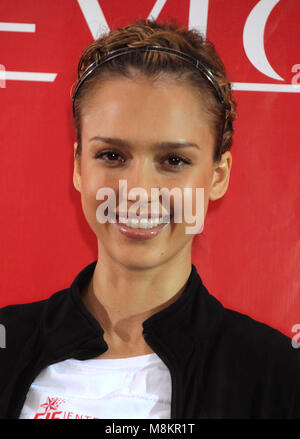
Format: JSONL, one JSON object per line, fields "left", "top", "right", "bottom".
{"left": 73, "top": 76, "right": 231, "bottom": 269}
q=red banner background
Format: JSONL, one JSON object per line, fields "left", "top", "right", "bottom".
{"left": 0, "top": 0, "right": 299, "bottom": 339}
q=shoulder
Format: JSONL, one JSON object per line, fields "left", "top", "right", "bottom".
{"left": 196, "top": 281, "right": 298, "bottom": 362}
{"left": 191, "top": 293, "right": 300, "bottom": 417}
{"left": 218, "top": 306, "right": 300, "bottom": 374}
{"left": 0, "top": 289, "right": 69, "bottom": 346}
{"left": 0, "top": 288, "right": 69, "bottom": 320}
{"left": 222, "top": 306, "right": 294, "bottom": 347}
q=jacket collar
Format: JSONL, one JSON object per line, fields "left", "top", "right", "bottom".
{"left": 64, "top": 260, "right": 224, "bottom": 360}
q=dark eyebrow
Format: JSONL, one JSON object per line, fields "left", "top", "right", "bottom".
{"left": 88, "top": 136, "right": 200, "bottom": 150}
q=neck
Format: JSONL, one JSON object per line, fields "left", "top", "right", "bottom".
{"left": 81, "top": 242, "right": 193, "bottom": 357}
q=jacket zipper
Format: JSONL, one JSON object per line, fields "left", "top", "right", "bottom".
{"left": 143, "top": 330, "right": 179, "bottom": 419}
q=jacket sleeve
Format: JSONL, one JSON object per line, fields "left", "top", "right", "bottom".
{"left": 0, "top": 301, "right": 43, "bottom": 418}
{"left": 220, "top": 309, "right": 300, "bottom": 419}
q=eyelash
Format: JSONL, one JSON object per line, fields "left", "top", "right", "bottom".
{"left": 94, "top": 150, "right": 191, "bottom": 169}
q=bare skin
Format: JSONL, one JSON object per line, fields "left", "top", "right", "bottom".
{"left": 73, "top": 75, "right": 232, "bottom": 358}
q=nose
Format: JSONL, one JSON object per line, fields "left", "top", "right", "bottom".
{"left": 127, "top": 157, "right": 159, "bottom": 197}
{"left": 118, "top": 157, "right": 163, "bottom": 216}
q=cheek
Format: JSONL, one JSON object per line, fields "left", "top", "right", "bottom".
{"left": 180, "top": 167, "right": 213, "bottom": 207}
{"left": 80, "top": 163, "right": 105, "bottom": 223}
{"left": 80, "top": 157, "right": 109, "bottom": 198}
{"left": 81, "top": 177, "right": 99, "bottom": 217}
{"left": 178, "top": 167, "right": 213, "bottom": 231}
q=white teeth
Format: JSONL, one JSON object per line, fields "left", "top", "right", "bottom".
{"left": 118, "top": 216, "right": 170, "bottom": 229}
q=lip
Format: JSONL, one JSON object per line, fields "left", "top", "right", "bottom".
{"left": 112, "top": 215, "right": 171, "bottom": 241}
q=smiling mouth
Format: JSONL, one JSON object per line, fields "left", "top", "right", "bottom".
{"left": 116, "top": 214, "right": 172, "bottom": 229}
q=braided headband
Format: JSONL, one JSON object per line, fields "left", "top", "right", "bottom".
{"left": 71, "top": 45, "right": 226, "bottom": 154}
{"left": 72, "top": 45, "right": 225, "bottom": 112}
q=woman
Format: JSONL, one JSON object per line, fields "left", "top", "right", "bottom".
{"left": 0, "top": 18, "right": 299, "bottom": 419}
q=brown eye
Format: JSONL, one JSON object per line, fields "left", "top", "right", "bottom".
{"left": 164, "top": 154, "right": 191, "bottom": 169}
{"left": 94, "top": 150, "right": 125, "bottom": 164}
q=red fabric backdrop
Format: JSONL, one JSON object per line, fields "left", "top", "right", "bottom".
{"left": 0, "top": 0, "right": 299, "bottom": 339}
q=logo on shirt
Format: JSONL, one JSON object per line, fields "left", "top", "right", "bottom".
{"left": 34, "top": 396, "right": 98, "bottom": 419}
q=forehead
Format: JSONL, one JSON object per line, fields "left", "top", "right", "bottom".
{"left": 80, "top": 77, "right": 215, "bottom": 147}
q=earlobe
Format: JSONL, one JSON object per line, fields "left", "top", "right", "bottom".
{"left": 209, "top": 151, "right": 232, "bottom": 201}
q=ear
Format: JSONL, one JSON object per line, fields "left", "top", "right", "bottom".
{"left": 209, "top": 151, "right": 232, "bottom": 201}
{"left": 73, "top": 142, "right": 81, "bottom": 193}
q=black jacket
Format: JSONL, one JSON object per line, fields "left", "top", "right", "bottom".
{"left": 0, "top": 260, "right": 299, "bottom": 419}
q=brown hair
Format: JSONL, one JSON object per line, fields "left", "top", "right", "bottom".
{"left": 72, "top": 18, "right": 237, "bottom": 162}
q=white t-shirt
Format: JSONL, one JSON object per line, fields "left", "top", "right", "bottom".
{"left": 19, "top": 353, "right": 172, "bottom": 419}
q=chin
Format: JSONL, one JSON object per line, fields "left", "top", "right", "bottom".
{"left": 106, "top": 248, "right": 173, "bottom": 271}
